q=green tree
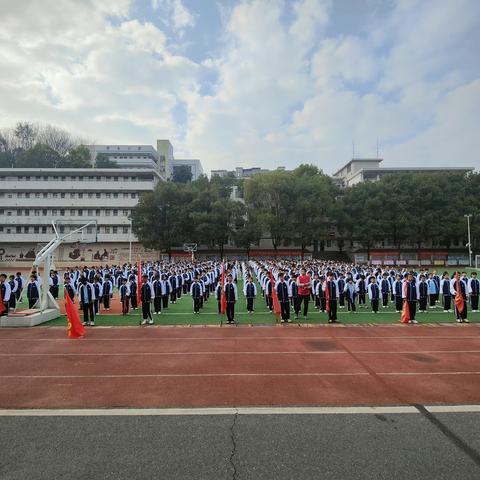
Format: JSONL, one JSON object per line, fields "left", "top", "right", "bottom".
{"left": 95, "top": 153, "right": 119, "bottom": 168}
{"left": 172, "top": 164, "right": 193, "bottom": 183}
{"left": 16, "top": 143, "right": 61, "bottom": 168}
{"left": 61, "top": 144, "right": 92, "bottom": 168}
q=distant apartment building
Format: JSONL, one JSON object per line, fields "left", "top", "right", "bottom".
{"left": 211, "top": 166, "right": 278, "bottom": 178}
{"left": 333, "top": 158, "right": 474, "bottom": 188}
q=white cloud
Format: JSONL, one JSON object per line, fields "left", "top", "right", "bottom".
{"left": 0, "top": 0, "right": 479, "bottom": 174}
{"left": 152, "top": 0, "right": 195, "bottom": 33}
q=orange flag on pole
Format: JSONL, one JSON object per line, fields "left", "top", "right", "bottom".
{"left": 137, "top": 255, "right": 142, "bottom": 307}
{"left": 325, "top": 280, "right": 330, "bottom": 313}
{"left": 269, "top": 271, "right": 281, "bottom": 320}
{"left": 65, "top": 288, "right": 86, "bottom": 339}
{"left": 454, "top": 272, "right": 465, "bottom": 315}
{"left": 220, "top": 261, "right": 227, "bottom": 315}
{"left": 400, "top": 280, "right": 410, "bottom": 324}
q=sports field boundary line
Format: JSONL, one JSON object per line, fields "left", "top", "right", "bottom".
{"left": 1, "top": 405, "right": 480, "bottom": 416}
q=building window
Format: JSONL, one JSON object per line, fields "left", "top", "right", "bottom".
{"left": 16, "top": 226, "right": 21, "bottom": 233}
{"left": 52, "top": 209, "right": 57, "bottom": 216}
{"left": 78, "top": 210, "right": 83, "bottom": 216}
{"left": 105, "top": 210, "right": 110, "bottom": 216}
{"left": 60, "top": 209, "right": 65, "bottom": 216}
{"left": 88, "top": 193, "right": 93, "bottom": 198}
{"left": 123, "top": 193, "right": 128, "bottom": 198}
{"left": 131, "top": 193, "right": 136, "bottom": 198}
{"left": 60, "top": 192, "right": 65, "bottom": 198}
{"left": 25, "top": 209, "right": 29, "bottom": 215}
{"left": 71, "top": 210, "right": 76, "bottom": 216}
{"left": 87, "top": 209, "right": 93, "bottom": 216}
{"left": 34, "top": 210, "right": 40, "bottom": 216}
{"left": 43, "top": 193, "right": 48, "bottom": 198}
{"left": 23, "top": 226, "right": 28, "bottom": 233}
{"left": 95, "top": 209, "right": 100, "bottom": 215}
{"left": 78, "top": 193, "right": 83, "bottom": 199}
{"left": 6, "top": 211, "right": 12, "bottom": 216}
{"left": 113, "top": 193, "right": 118, "bottom": 198}
{"left": 113, "top": 209, "right": 118, "bottom": 216}
{"left": 35, "top": 193, "right": 40, "bottom": 198}
{"left": 17, "top": 210, "right": 22, "bottom": 216}
{"left": 123, "top": 210, "right": 129, "bottom": 216}
{"left": 106, "top": 193, "right": 111, "bottom": 198}
{"left": 41, "top": 226, "right": 47, "bottom": 233}
{"left": 112, "top": 226, "right": 118, "bottom": 234}
{"left": 123, "top": 227, "right": 129, "bottom": 234}
{"left": 34, "top": 226, "right": 39, "bottom": 233}
{"left": 59, "top": 226, "right": 65, "bottom": 233}
{"left": 96, "top": 193, "right": 101, "bottom": 198}
{"left": 105, "top": 227, "right": 110, "bottom": 234}
{"left": 42, "top": 209, "right": 47, "bottom": 216}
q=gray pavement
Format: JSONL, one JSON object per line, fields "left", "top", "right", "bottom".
{"left": 1, "top": 412, "right": 480, "bottom": 479}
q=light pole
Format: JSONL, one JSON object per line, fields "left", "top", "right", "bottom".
{"left": 128, "top": 219, "right": 132, "bottom": 264}
{"left": 464, "top": 214, "right": 472, "bottom": 267}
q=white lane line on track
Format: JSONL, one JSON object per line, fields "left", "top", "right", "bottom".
{"left": 0, "top": 405, "right": 479, "bottom": 416}
{"left": 1, "top": 371, "right": 480, "bottom": 378}
{"left": 1, "top": 350, "right": 480, "bottom": 356}
{"left": 1, "top": 335, "right": 480, "bottom": 341}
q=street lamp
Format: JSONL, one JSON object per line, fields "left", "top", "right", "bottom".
{"left": 464, "top": 214, "right": 472, "bottom": 267}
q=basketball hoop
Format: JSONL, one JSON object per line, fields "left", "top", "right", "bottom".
{"left": 183, "top": 243, "right": 197, "bottom": 261}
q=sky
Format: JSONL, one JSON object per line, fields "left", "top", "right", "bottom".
{"left": 0, "top": 0, "right": 479, "bottom": 175}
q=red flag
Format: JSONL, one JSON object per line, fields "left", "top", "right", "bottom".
{"left": 400, "top": 280, "right": 410, "bottom": 324}
{"left": 220, "top": 261, "right": 227, "bottom": 315}
{"left": 454, "top": 272, "right": 465, "bottom": 315}
{"left": 0, "top": 288, "right": 5, "bottom": 315}
{"left": 65, "top": 288, "right": 86, "bottom": 339}
{"left": 269, "top": 271, "right": 281, "bottom": 320}
{"left": 325, "top": 280, "right": 330, "bottom": 313}
{"left": 137, "top": 255, "right": 142, "bottom": 307}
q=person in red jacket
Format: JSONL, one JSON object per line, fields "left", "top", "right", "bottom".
{"left": 296, "top": 268, "right": 311, "bottom": 319}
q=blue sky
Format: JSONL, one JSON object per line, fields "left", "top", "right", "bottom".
{"left": 0, "top": 0, "right": 479, "bottom": 174}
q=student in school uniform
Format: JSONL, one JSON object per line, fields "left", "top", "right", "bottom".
{"left": 215, "top": 281, "right": 223, "bottom": 314}
{"left": 344, "top": 277, "right": 357, "bottom": 313}
{"left": 140, "top": 274, "right": 154, "bottom": 325}
{"left": 427, "top": 273, "right": 439, "bottom": 309}
{"left": 417, "top": 274, "right": 428, "bottom": 313}
{"left": 0, "top": 274, "right": 11, "bottom": 316}
{"left": 190, "top": 276, "right": 203, "bottom": 314}
{"left": 64, "top": 277, "right": 76, "bottom": 303}
{"left": 161, "top": 274, "right": 170, "bottom": 309}
{"left": 380, "top": 273, "right": 390, "bottom": 308}
{"left": 48, "top": 271, "right": 60, "bottom": 300}
{"left": 337, "top": 273, "right": 346, "bottom": 309}
{"left": 15, "top": 272, "right": 24, "bottom": 302}
{"left": 102, "top": 275, "right": 113, "bottom": 311}
{"left": 169, "top": 273, "right": 177, "bottom": 304}
{"left": 93, "top": 276, "right": 102, "bottom": 315}
{"left": 152, "top": 275, "right": 163, "bottom": 315}
{"left": 243, "top": 275, "right": 257, "bottom": 314}
{"left": 367, "top": 276, "right": 380, "bottom": 314}
{"left": 26, "top": 274, "right": 40, "bottom": 309}
{"left": 175, "top": 272, "right": 183, "bottom": 299}
{"left": 119, "top": 278, "right": 131, "bottom": 316}
{"left": 324, "top": 272, "right": 339, "bottom": 323}
{"left": 129, "top": 275, "right": 138, "bottom": 310}
{"left": 468, "top": 272, "right": 479, "bottom": 312}
{"left": 403, "top": 273, "right": 418, "bottom": 323}
{"left": 450, "top": 273, "right": 468, "bottom": 323}
{"left": 393, "top": 274, "right": 404, "bottom": 313}
{"left": 356, "top": 275, "right": 367, "bottom": 308}
{"left": 78, "top": 277, "right": 96, "bottom": 327}
{"left": 312, "top": 273, "right": 321, "bottom": 310}
{"left": 275, "top": 272, "right": 290, "bottom": 322}
{"left": 440, "top": 273, "right": 452, "bottom": 312}
{"left": 224, "top": 274, "right": 238, "bottom": 324}
{"left": 8, "top": 275, "right": 18, "bottom": 312}
{"left": 290, "top": 274, "right": 300, "bottom": 319}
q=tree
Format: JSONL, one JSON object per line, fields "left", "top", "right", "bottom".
{"left": 244, "top": 169, "right": 293, "bottom": 256}
{"left": 16, "top": 143, "right": 61, "bottom": 168}
{"left": 95, "top": 153, "right": 119, "bottom": 168}
{"left": 234, "top": 211, "right": 262, "bottom": 259}
{"left": 37, "top": 124, "right": 76, "bottom": 156}
{"left": 61, "top": 144, "right": 92, "bottom": 168}
{"left": 172, "top": 164, "right": 192, "bottom": 183}
{"left": 14, "top": 122, "right": 38, "bottom": 151}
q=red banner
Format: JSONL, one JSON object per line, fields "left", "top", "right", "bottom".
{"left": 0, "top": 288, "right": 5, "bottom": 315}
{"left": 65, "top": 288, "right": 86, "bottom": 339}
{"left": 269, "top": 271, "right": 281, "bottom": 320}
{"left": 400, "top": 281, "right": 410, "bottom": 324}
{"left": 454, "top": 272, "right": 465, "bottom": 315}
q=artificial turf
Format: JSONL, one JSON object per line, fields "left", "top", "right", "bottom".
{"left": 34, "top": 276, "right": 480, "bottom": 327}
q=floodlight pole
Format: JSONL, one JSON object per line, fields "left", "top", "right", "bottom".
{"left": 464, "top": 214, "right": 472, "bottom": 267}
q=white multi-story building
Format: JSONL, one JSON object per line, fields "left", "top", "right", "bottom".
{"left": 0, "top": 167, "right": 162, "bottom": 265}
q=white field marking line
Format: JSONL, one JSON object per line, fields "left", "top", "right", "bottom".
{"left": 1, "top": 405, "right": 480, "bottom": 416}
{"left": 0, "top": 373, "right": 369, "bottom": 378}
{"left": 1, "top": 350, "right": 480, "bottom": 357}
{"left": 1, "top": 335, "right": 480, "bottom": 341}
{"left": 0, "top": 406, "right": 419, "bottom": 416}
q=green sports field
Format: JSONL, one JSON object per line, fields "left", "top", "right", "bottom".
{"left": 32, "top": 276, "right": 480, "bottom": 327}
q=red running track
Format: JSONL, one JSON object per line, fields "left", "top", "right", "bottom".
{"left": 0, "top": 324, "right": 480, "bottom": 408}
